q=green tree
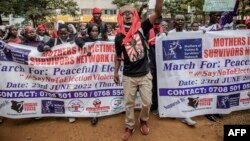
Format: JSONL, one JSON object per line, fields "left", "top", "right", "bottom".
{"left": 18, "top": 0, "right": 79, "bottom": 27}
{"left": 112, "top": 0, "right": 148, "bottom": 8}
{"left": 239, "top": 0, "right": 250, "bottom": 21}
{"left": 0, "top": 0, "right": 17, "bottom": 25}
{"left": 0, "top": 0, "right": 79, "bottom": 27}
{"left": 164, "top": 0, "right": 189, "bottom": 17}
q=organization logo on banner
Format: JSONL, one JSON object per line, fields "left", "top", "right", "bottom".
{"left": 110, "top": 97, "right": 124, "bottom": 112}
{"left": 86, "top": 99, "right": 110, "bottom": 113}
{"left": 187, "top": 97, "right": 213, "bottom": 109}
{"left": 164, "top": 98, "right": 185, "bottom": 110}
{"left": 0, "top": 100, "right": 10, "bottom": 110}
{"left": 68, "top": 100, "right": 84, "bottom": 113}
{"left": 217, "top": 93, "right": 240, "bottom": 109}
{"left": 42, "top": 100, "right": 65, "bottom": 114}
{"left": 240, "top": 92, "right": 250, "bottom": 105}
{"left": 11, "top": 101, "right": 24, "bottom": 113}
{"left": 162, "top": 39, "right": 202, "bottom": 60}
{"left": 10, "top": 100, "right": 37, "bottom": 114}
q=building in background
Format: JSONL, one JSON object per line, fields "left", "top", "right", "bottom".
{"left": 51, "top": 0, "right": 118, "bottom": 24}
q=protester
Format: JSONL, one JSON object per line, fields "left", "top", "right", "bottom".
{"left": 186, "top": 23, "right": 192, "bottom": 31}
{"left": 76, "top": 23, "right": 106, "bottom": 125}
{"left": 38, "top": 24, "right": 74, "bottom": 53}
{"left": 113, "top": 24, "right": 119, "bottom": 35}
{"left": 4, "top": 25, "right": 22, "bottom": 44}
{"left": 37, "top": 24, "right": 50, "bottom": 43}
{"left": 75, "top": 23, "right": 101, "bottom": 59}
{"left": 68, "top": 24, "right": 77, "bottom": 39}
{"left": 21, "top": 25, "right": 41, "bottom": 47}
{"left": 107, "top": 24, "right": 115, "bottom": 36}
{"left": 147, "top": 16, "right": 163, "bottom": 115}
{"left": 114, "top": 0, "right": 163, "bottom": 140}
{"left": 160, "top": 20, "right": 168, "bottom": 33}
{"left": 191, "top": 21, "right": 200, "bottom": 31}
{"left": 201, "top": 0, "right": 239, "bottom": 31}
{"left": 77, "top": 23, "right": 88, "bottom": 39}
{"left": 51, "top": 20, "right": 65, "bottom": 38}
{"left": 38, "top": 24, "right": 76, "bottom": 122}
{"left": 169, "top": 14, "right": 197, "bottom": 126}
{"left": 88, "top": 7, "right": 108, "bottom": 40}
{"left": 201, "top": 0, "right": 240, "bottom": 122}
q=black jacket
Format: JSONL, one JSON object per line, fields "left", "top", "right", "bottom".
{"left": 38, "top": 37, "right": 74, "bottom": 52}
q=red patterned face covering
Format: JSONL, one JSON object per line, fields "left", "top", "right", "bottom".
{"left": 117, "top": 7, "right": 141, "bottom": 46}
{"left": 148, "top": 24, "right": 163, "bottom": 46}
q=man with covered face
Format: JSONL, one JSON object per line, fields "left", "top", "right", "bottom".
{"left": 114, "top": 0, "right": 163, "bottom": 140}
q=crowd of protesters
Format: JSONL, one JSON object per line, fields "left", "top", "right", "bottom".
{"left": 0, "top": 0, "right": 250, "bottom": 140}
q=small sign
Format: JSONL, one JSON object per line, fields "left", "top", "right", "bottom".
{"left": 148, "top": 0, "right": 156, "bottom": 9}
{"left": 203, "top": 0, "right": 236, "bottom": 12}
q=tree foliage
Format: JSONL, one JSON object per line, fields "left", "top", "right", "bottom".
{"left": 239, "top": 0, "right": 250, "bottom": 21}
{"left": 112, "top": 0, "right": 148, "bottom": 8}
{"left": 0, "top": 0, "right": 79, "bottom": 26}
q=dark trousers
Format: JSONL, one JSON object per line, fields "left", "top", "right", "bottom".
{"left": 151, "top": 70, "right": 158, "bottom": 111}
{"left": 149, "top": 46, "right": 158, "bottom": 111}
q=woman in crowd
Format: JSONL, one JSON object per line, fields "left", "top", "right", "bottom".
{"left": 75, "top": 23, "right": 105, "bottom": 125}
{"left": 38, "top": 24, "right": 76, "bottom": 123}
{"left": 68, "top": 24, "right": 77, "bottom": 39}
{"left": 38, "top": 24, "right": 74, "bottom": 52}
{"left": 21, "top": 25, "right": 41, "bottom": 47}
{"left": 37, "top": 24, "right": 50, "bottom": 43}
{"left": 4, "top": 25, "right": 22, "bottom": 44}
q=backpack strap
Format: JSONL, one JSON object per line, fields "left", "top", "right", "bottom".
{"left": 137, "top": 28, "right": 150, "bottom": 63}
{"left": 138, "top": 28, "right": 150, "bottom": 50}
{"left": 54, "top": 38, "right": 57, "bottom": 46}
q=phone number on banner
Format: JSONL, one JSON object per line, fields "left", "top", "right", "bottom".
{"left": 0, "top": 89, "right": 124, "bottom": 99}
{"left": 159, "top": 82, "right": 250, "bottom": 96}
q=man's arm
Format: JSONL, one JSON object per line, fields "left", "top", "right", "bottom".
{"left": 114, "top": 58, "right": 121, "bottom": 84}
{"left": 37, "top": 38, "right": 54, "bottom": 52}
{"left": 219, "top": 0, "right": 240, "bottom": 26}
{"left": 148, "top": 0, "right": 163, "bottom": 24}
{"left": 114, "top": 35, "right": 123, "bottom": 84}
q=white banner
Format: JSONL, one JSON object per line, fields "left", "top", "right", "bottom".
{"left": 156, "top": 30, "right": 250, "bottom": 118}
{"left": 203, "top": 0, "right": 236, "bottom": 12}
{"left": 0, "top": 41, "right": 142, "bottom": 118}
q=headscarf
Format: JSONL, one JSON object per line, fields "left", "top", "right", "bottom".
{"left": 37, "top": 24, "right": 47, "bottom": 31}
{"left": 117, "top": 5, "right": 141, "bottom": 45}
{"left": 92, "top": 7, "right": 102, "bottom": 14}
{"left": 24, "top": 25, "right": 34, "bottom": 35}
